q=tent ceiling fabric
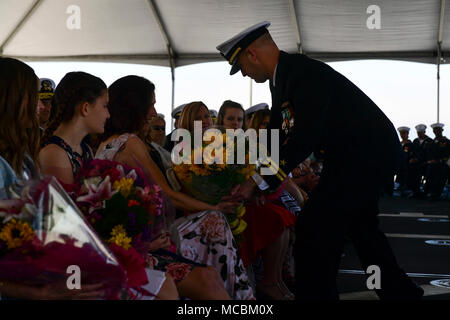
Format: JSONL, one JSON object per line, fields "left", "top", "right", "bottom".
{"left": 0, "top": 0, "right": 448, "bottom": 67}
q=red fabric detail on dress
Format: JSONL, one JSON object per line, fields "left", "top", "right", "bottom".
{"left": 239, "top": 201, "right": 296, "bottom": 268}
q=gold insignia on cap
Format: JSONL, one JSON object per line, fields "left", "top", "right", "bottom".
{"left": 229, "top": 47, "right": 242, "bottom": 64}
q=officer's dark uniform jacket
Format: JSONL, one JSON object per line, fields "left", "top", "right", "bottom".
{"left": 265, "top": 51, "right": 401, "bottom": 210}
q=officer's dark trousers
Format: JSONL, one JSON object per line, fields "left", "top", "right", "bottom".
{"left": 294, "top": 200, "right": 424, "bottom": 300}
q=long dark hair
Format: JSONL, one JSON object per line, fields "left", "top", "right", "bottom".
{"left": 216, "top": 100, "right": 247, "bottom": 130}
{"left": 0, "top": 58, "right": 40, "bottom": 175}
{"left": 103, "top": 75, "right": 155, "bottom": 138}
{"left": 41, "top": 71, "right": 106, "bottom": 146}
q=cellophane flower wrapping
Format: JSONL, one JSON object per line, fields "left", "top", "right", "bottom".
{"left": 0, "top": 177, "right": 126, "bottom": 299}
{"left": 172, "top": 127, "right": 256, "bottom": 242}
{"left": 70, "top": 159, "right": 167, "bottom": 293}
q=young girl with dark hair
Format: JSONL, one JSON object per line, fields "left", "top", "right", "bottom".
{"left": 39, "top": 71, "right": 109, "bottom": 184}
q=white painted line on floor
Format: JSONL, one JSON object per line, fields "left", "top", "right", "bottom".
{"left": 339, "top": 269, "right": 450, "bottom": 279}
{"left": 425, "top": 240, "right": 450, "bottom": 246}
{"left": 379, "top": 213, "right": 448, "bottom": 218}
{"left": 430, "top": 279, "right": 450, "bottom": 289}
{"left": 417, "top": 218, "right": 450, "bottom": 222}
{"left": 340, "top": 284, "right": 450, "bottom": 300}
{"left": 386, "top": 233, "right": 450, "bottom": 240}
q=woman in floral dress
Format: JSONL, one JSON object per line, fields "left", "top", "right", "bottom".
{"left": 95, "top": 75, "right": 253, "bottom": 300}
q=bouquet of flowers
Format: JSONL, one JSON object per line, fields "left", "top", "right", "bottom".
{"left": 71, "top": 159, "right": 166, "bottom": 293}
{"left": 173, "top": 128, "right": 256, "bottom": 242}
{"left": 0, "top": 177, "right": 126, "bottom": 299}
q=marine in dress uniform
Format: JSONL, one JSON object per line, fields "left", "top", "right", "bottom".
{"left": 424, "top": 123, "right": 450, "bottom": 200}
{"left": 412, "top": 124, "right": 433, "bottom": 197}
{"left": 217, "top": 21, "right": 423, "bottom": 300}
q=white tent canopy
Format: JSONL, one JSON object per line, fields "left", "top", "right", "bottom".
{"left": 1, "top": 0, "right": 448, "bottom": 119}
{"left": 1, "top": 0, "right": 448, "bottom": 66}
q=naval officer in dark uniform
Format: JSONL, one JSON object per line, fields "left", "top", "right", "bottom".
{"left": 217, "top": 21, "right": 423, "bottom": 300}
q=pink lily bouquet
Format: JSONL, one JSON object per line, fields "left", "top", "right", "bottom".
{"left": 70, "top": 159, "right": 166, "bottom": 292}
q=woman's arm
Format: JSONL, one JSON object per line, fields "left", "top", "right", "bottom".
{"left": 120, "top": 136, "right": 240, "bottom": 214}
{"left": 39, "top": 145, "right": 74, "bottom": 184}
{"left": 284, "top": 177, "right": 305, "bottom": 208}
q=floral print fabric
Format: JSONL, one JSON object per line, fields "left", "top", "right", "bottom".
{"left": 171, "top": 210, "right": 254, "bottom": 300}
{"left": 96, "top": 134, "right": 254, "bottom": 299}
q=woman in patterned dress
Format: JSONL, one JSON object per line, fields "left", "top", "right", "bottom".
{"left": 95, "top": 75, "right": 253, "bottom": 300}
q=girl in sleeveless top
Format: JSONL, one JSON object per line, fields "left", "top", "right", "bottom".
{"left": 38, "top": 72, "right": 179, "bottom": 300}
{"left": 39, "top": 72, "right": 109, "bottom": 185}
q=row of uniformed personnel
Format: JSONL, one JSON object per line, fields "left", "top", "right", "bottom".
{"left": 397, "top": 123, "right": 450, "bottom": 199}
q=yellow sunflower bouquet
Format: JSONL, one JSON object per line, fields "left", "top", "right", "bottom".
{"left": 173, "top": 127, "right": 256, "bottom": 242}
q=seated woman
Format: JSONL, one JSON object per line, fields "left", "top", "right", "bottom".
{"left": 215, "top": 100, "right": 296, "bottom": 300}
{"left": 95, "top": 75, "right": 252, "bottom": 299}
{"left": 38, "top": 71, "right": 178, "bottom": 300}
{"left": 0, "top": 58, "right": 107, "bottom": 300}
{"left": 249, "top": 107, "right": 308, "bottom": 294}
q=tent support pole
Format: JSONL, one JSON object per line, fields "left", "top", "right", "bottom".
{"left": 288, "top": 0, "right": 303, "bottom": 54}
{"left": 171, "top": 65, "right": 175, "bottom": 131}
{"left": 249, "top": 78, "right": 253, "bottom": 108}
{"left": 436, "top": 0, "right": 446, "bottom": 123}
{"left": 0, "top": 0, "right": 43, "bottom": 55}
{"left": 437, "top": 43, "right": 441, "bottom": 124}
{"left": 147, "top": 0, "right": 177, "bottom": 129}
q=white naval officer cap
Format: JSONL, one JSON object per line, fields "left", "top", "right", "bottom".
{"left": 171, "top": 104, "right": 186, "bottom": 119}
{"left": 430, "top": 123, "right": 444, "bottom": 129}
{"left": 216, "top": 21, "right": 271, "bottom": 75}
{"left": 245, "top": 103, "right": 269, "bottom": 116}
{"left": 397, "top": 126, "right": 410, "bottom": 132}
{"left": 415, "top": 124, "right": 427, "bottom": 132}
